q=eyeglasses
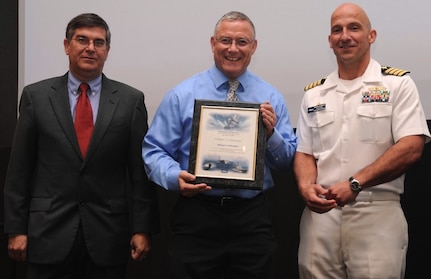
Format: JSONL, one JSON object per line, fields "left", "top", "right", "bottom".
{"left": 215, "top": 37, "right": 254, "bottom": 47}
{"left": 72, "top": 36, "right": 107, "bottom": 49}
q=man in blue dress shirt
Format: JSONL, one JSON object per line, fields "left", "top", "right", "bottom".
{"left": 143, "top": 11, "right": 297, "bottom": 279}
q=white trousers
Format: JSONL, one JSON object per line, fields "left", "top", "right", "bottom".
{"left": 298, "top": 191, "right": 407, "bottom": 279}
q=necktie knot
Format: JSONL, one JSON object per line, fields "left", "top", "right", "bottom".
{"left": 226, "top": 80, "right": 239, "bottom": 102}
{"left": 79, "top": 82, "right": 89, "bottom": 94}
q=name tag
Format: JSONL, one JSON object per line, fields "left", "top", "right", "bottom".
{"left": 308, "top": 103, "right": 326, "bottom": 113}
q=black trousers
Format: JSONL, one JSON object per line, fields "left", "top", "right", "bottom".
{"left": 26, "top": 224, "right": 127, "bottom": 279}
{"left": 168, "top": 193, "right": 278, "bottom": 279}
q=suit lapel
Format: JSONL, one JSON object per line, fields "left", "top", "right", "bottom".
{"left": 49, "top": 74, "right": 83, "bottom": 158}
{"left": 85, "top": 75, "right": 119, "bottom": 159}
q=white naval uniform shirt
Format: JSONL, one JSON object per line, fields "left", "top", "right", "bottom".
{"left": 296, "top": 58, "right": 431, "bottom": 194}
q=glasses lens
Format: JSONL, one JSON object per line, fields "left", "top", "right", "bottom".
{"left": 75, "top": 36, "right": 89, "bottom": 46}
{"left": 73, "top": 36, "right": 106, "bottom": 49}
{"left": 218, "top": 37, "right": 232, "bottom": 45}
{"left": 93, "top": 39, "right": 106, "bottom": 48}
{"left": 217, "top": 37, "right": 252, "bottom": 47}
{"left": 236, "top": 39, "right": 249, "bottom": 47}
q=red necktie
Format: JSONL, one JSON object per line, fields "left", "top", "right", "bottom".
{"left": 74, "top": 83, "right": 93, "bottom": 157}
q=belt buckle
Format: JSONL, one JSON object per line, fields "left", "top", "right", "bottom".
{"left": 220, "top": 196, "right": 233, "bottom": 206}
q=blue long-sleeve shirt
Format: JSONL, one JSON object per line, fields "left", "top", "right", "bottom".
{"left": 143, "top": 65, "right": 297, "bottom": 198}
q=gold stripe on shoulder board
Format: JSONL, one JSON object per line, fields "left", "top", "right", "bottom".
{"left": 304, "top": 78, "right": 327, "bottom": 91}
{"left": 381, "top": 66, "right": 410, "bottom": 76}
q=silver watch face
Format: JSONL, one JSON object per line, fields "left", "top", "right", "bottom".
{"left": 350, "top": 179, "right": 362, "bottom": 192}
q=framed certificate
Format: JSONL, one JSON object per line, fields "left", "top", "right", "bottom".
{"left": 188, "top": 100, "right": 266, "bottom": 190}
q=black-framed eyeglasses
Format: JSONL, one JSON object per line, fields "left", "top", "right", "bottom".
{"left": 72, "top": 36, "right": 107, "bottom": 49}
{"left": 215, "top": 37, "right": 254, "bottom": 47}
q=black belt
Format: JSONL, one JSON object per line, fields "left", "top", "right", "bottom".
{"left": 193, "top": 193, "right": 263, "bottom": 207}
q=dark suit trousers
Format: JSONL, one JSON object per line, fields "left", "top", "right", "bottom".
{"left": 168, "top": 193, "right": 278, "bottom": 279}
{"left": 26, "top": 224, "right": 127, "bottom": 279}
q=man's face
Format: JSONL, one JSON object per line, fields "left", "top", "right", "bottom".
{"left": 64, "top": 26, "right": 110, "bottom": 81}
{"left": 328, "top": 4, "right": 376, "bottom": 65}
{"left": 211, "top": 20, "right": 257, "bottom": 80}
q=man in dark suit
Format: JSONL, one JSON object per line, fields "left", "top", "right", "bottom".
{"left": 3, "top": 13, "right": 160, "bottom": 279}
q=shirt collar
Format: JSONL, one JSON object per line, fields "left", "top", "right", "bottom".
{"left": 210, "top": 65, "right": 248, "bottom": 90}
{"left": 68, "top": 72, "right": 103, "bottom": 96}
{"left": 322, "top": 59, "right": 382, "bottom": 91}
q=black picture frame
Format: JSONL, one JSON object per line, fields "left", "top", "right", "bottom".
{"left": 188, "top": 99, "right": 266, "bottom": 190}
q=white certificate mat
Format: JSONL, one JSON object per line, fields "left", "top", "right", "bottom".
{"left": 189, "top": 100, "right": 266, "bottom": 190}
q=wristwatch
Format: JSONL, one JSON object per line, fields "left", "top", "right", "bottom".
{"left": 349, "top": 176, "right": 362, "bottom": 193}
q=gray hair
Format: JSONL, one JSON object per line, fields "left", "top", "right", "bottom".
{"left": 214, "top": 11, "right": 256, "bottom": 39}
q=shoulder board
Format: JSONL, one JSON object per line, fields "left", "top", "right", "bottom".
{"left": 304, "top": 78, "right": 326, "bottom": 91}
{"left": 381, "top": 66, "right": 410, "bottom": 76}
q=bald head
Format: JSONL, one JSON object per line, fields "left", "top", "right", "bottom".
{"left": 331, "top": 3, "right": 371, "bottom": 31}
{"left": 328, "top": 2, "right": 376, "bottom": 78}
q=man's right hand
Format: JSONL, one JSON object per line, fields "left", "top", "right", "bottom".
{"left": 178, "top": 170, "right": 212, "bottom": 197}
{"left": 300, "top": 183, "right": 338, "bottom": 213}
{"left": 8, "top": 234, "right": 28, "bottom": 262}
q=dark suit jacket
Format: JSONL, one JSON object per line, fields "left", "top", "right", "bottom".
{"left": 4, "top": 73, "right": 160, "bottom": 265}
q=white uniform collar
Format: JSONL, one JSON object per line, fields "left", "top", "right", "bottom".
{"left": 322, "top": 59, "right": 383, "bottom": 91}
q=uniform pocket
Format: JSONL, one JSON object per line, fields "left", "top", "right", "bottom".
{"left": 306, "top": 110, "right": 335, "bottom": 128}
{"left": 305, "top": 110, "right": 336, "bottom": 151}
{"left": 357, "top": 104, "right": 392, "bottom": 143}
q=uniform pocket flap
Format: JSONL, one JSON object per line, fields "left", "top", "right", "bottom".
{"left": 357, "top": 104, "right": 392, "bottom": 118}
{"left": 307, "top": 111, "right": 334, "bottom": 128}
